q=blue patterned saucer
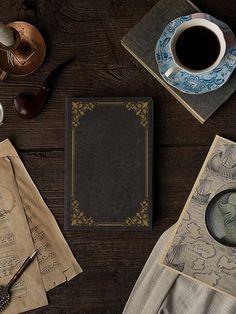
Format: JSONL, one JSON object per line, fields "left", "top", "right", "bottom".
{"left": 155, "top": 13, "right": 236, "bottom": 94}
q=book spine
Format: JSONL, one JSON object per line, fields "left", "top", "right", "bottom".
{"left": 64, "top": 98, "right": 72, "bottom": 230}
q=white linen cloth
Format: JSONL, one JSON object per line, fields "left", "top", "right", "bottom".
{"left": 123, "top": 225, "right": 236, "bottom": 314}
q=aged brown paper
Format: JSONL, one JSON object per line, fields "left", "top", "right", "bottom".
{"left": 0, "top": 139, "right": 82, "bottom": 312}
{"left": 10, "top": 152, "right": 82, "bottom": 291}
{"left": 0, "top": 156, "right": 48, "bottom": 313}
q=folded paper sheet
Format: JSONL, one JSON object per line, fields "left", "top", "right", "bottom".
{"left": 0, "top": 139, "right": 82, "bottom": 313}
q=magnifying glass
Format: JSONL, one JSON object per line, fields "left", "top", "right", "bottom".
{"left": 205, "top": 189, "right": 236, "bottom": 247}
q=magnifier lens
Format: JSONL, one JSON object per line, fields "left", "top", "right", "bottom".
{"left": 206, "top": 190, "right": 236, "bottom": 247}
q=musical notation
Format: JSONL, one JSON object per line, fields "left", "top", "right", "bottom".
{"left": 0, "top": 231, "right": 15, "bottom": 249}
{"left": 25, "top": 206, "right": 60, "bottom": 274}
{"left": 11, "top": 278, "right": 27, "bottom": 299}
{"left": 0, "top": 209, "right": 8, "bottom": 224}
{"left": 41, "top": 261, "right": 60, "bottom": 275}
{"left": 0, "top": 255, "right": 20, "bottom": 278}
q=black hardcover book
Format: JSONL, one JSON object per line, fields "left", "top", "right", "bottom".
{"left": 65, "top": 97, "right": 153, "bottom": 230}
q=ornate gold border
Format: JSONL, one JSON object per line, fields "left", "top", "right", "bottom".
{"left": 72, "top": 101, "right": 95, "bottom": 129}
{"left": 70, "top": 101, "right": 150, "bottom": 227}
{"left": 71, "top": 200, "right": 96, "bottom": 226}
{"left": 125, "top": 101, "right": 149, "bottom": 130}
{"left": 123, "top": 199, "right": 149, "bottom": 227}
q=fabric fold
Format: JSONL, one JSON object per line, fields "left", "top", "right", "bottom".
{"left": 123, "top": 225, "right": 236, "bottom": 314}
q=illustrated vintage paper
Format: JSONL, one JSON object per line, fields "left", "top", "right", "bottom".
{"left": 10, "top": 149, "right": 82, "bottom": 291}
{"left": 0, "top": 156, "right": 48, "bottom": 313}
{"left": 0, "top": 139, "right": 82, "bottom": 313}
{"left": 161, "top": 135, "right": 236, "bottom": 299}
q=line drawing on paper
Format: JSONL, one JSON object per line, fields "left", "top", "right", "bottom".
{"left": 187, "top": 222, "right": 202, "bottom": 239}
{"left": 192, "top": 258, "right": 205, "bottom": 270}
{"left": 217, "top": 255, "right": 236, "bottom": 272}
{"left": 162, "top": 138, "right": 236, "bottom": 298}
{"left": 189, "top": 240, "right": 216, "bottom": 259}
{"left": 165, "top": 236, "right": 187, "bottom": 272}
{"left": 183, "top": 210, "right": 191, "bottom": 222}
{"left": 193, "top": 270, "right": 221, "bottom": 287}
{"left": 192, "top": 175, "right": 212, "bottom": 205}
{"left": 208, "top": 144, "right": 236, "bottom": 179}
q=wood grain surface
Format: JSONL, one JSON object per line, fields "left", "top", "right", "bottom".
{"left": 0, "top": 0, "right": 235, "bottom": 313}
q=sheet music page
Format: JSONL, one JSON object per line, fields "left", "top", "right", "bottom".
{"left": 9, "top": 143, "right": 82, "bottom": 291}
{"left": 0, "top": 139, "right": 82, "bottom": 313}
{"left": 0, "top": 156, "right": 48, "bottom": 313}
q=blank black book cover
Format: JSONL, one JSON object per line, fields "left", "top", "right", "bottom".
{"left": 65, "top": 97, "right": 153, "bottom": 230}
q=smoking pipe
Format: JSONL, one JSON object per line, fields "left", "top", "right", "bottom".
{"left": 13, "top": 58, "right": 75, "bottom": 119}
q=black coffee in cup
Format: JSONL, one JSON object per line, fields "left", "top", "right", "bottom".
{"left": 175, "top": 26, "right": 221, "bottom": 70}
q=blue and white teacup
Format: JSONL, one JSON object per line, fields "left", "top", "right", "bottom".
{"left": 165, "top": 18, "right": 226, "bottom": 78}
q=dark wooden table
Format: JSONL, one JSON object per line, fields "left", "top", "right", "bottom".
{"left": 0, "top": 0, "right": 236, "bottom": 313}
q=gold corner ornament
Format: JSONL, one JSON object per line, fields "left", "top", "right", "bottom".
{"left": 125, "top": 101, "right": 149, "bottom": 129}
{"left": 124, "top": 199, "right": 149, "bottom": 227}
{"left": 71, "top": 198, "right": 149, "bottom": 227}
{"left": 72, "top": 101, "right": 95, "bottom": 129}
{"left": 71, "top": 199, "right": 96, "bottom": 226}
